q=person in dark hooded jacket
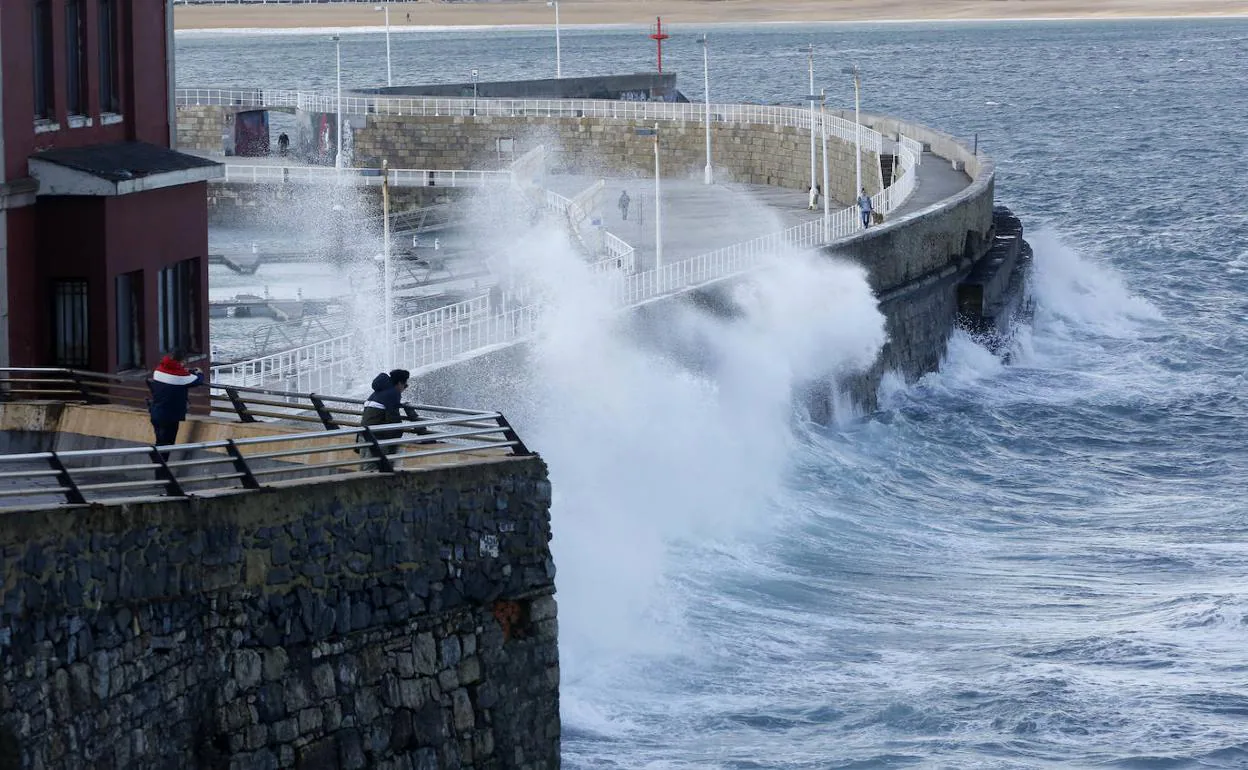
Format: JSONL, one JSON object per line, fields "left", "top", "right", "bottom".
{"left": 147, "top": 349, "right": 204, "bottom": 445}
{"left": 359, "top": 369, "right": 410, "bottom": 455}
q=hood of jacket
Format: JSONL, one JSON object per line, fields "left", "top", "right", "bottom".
{"left": 370, "top": 372, "right": 392, "bottom": 391}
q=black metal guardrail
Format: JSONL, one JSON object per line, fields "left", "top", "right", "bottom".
{"left": 0, "top": 368, "right": 530, "bottom": 509}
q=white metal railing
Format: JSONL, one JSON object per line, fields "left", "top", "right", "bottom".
{"left": 601, "top": 231, "right": 637, "bottom": 274}
{"left": 176, "top": 90, "right": 885, "bottom": 154}
{"left": 222, "top": 164, "right": 511, "bottom": 188}
{"left": 509, "top": 144, "right": 547, "bottom": 189}
{"left": 900, "top": 135, "right": 924, "bottom": 165}
{"left": 212, "top": 293, "right": 490, "bottom": 390}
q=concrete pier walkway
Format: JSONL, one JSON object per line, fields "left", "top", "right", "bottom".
{"left": 544, "top": 153, "right": 970, "bottom": 269}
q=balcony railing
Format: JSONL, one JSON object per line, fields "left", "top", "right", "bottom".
{"left": 0, "top": 367, "right": 530, "bottom": 509}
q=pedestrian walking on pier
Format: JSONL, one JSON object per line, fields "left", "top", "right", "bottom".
{"left": 857, "top": 188, "right": 874, "bottom": 229}
{"left": 808, "top": 184, "right": 821, "bottom": 211}
{"left": 277, "top": 132, "right": 290, "bottom": 157}
{"left": 618, "top": 190, "right": 631, "bottom": 221}
{"left": 359, "top": 369, "right": 411, "bottom": 458}
{"left": 147, "top": 350, "right": 204, "bottom": 446}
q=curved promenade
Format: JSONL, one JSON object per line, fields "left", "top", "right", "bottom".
{"left": 178, "top": 90, "right": 986, "bottom": 401}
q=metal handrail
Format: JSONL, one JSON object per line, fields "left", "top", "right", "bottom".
{"left": 0, "top": 368, "right": 532, "bottom": 509}
{"left": 175, "top": 89, "right": 886, "bottom": 153}
{"left": 221, "top": 164, "right": 512, "bottom": 189}
{"left": 211, "top": 293, "right": 490, "bottom": 388}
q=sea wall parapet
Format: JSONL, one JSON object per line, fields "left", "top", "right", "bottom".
{"left": 0, "top": 456, "right": 558, "bottom": 769}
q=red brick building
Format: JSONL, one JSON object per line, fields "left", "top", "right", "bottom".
{"left": 0, "top": 0, "right": 219, "bottom": 373}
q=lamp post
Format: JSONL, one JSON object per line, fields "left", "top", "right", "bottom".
{"left": 382, "top": 159, "right": 393, "bottom": 371}
{"left": 547, "top": 0, "right": 562, "bottom": 78}
{"left": 806, "top": 44, "right": 816, "bottom": 201}
{"left": 701, "top": 34, "right": 712, "bottom": 185}
{"left": 374, "top": 5, "right": 391, "bottom": 86}
{"left": 332, "top": 35, "right": 343, "bottom": 170}
{"left": 636, "top": 125, "right": 662, "bottom": 268}
{"left": 842, "top": 64, "right": 863, "bottom": 203}
{"left": 806, "top": 90, "right": 831, "bottom": 243}
{"left": 820, "top": 89, "right": 830, "bottom": 243}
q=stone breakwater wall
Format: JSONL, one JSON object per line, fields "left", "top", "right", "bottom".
{"left": 353, "top": 114, "right": 877, "bottom": 203}
{"left": 0, "top": 457, "right": 559, "bottom": 770}
{"left": 820, "top": 113, "right": 997, "bottom": 413}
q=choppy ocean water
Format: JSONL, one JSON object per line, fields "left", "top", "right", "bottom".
{"left": 179, "top": 19, "right": 1248, "bottom": 768}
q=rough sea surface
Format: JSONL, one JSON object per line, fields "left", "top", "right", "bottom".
{"left": 179, "top": 19, "right": 1248, "bottom": 768}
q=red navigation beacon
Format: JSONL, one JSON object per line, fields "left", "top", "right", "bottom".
{"left": 650, "top": 17, "right": 670, "bottom": 73}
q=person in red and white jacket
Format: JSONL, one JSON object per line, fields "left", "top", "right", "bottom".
{"left": 147, "top": 350, "right": 204, "bottom": 446}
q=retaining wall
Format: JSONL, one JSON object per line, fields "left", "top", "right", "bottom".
{"left": 0, "top": 455, "right": 559, "bottom": 770}
{"left": 354, "top": 115, "right": 877, "bottom": 203}
{"left": 824, "top": 112, "right": 996, "bottom": 411}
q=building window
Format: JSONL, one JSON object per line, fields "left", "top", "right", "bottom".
{"left": 158, "top": 260, "right": 201, "bottom": 355}
{"left": 66, "top": 0, "right": 88, "bottom": 116}
{"left": 53, "top": 280, "right": 91, "bottom": 367}
{"left": 33, "top": 0, "right": 55, "bottom": 120}
{"left": 116, "top": 271, "right": 143, "bottom": 370}
{"left": 98, "top": 0, "right": 119, "bottom": 114}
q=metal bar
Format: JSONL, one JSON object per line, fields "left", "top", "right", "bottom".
{"left": 308, "top": 395, "right": 339, "bottom": 430}
{"left": 388, "top": 440, "right": 519, "bottom": 463}
{"left": 225, "top": 440, "right": 261, "bottom": 489}
{"left": 249, "top": 457, "right": 378, "bottom": 477}
{"left": 359, "top": 427, "right": 394, "bottom": 473}
{"left": 491, "top": 411, "right": 531, "bottom": 454}
{"left": 223, "top": 386, "right": 256, "bottom": 422}
{"left": 47, "top": 452, "right": 86, "bottom": 504}
{"left": 72, "top": 478, "right": 171, "bottom": 493}
{"left": 58, "top": 461, "right": 162, "bottom": 475}
{"left": 148, "top": 447, "right": 187, "bottom": 497}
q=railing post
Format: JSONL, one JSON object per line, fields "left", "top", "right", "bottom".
{"left": 47, "top": 452, "right": 86, "bottom": 505}
{"left": 66, "top": 369, "right": 93, "bottom": 402}
{"left": 225, "top": 439, "right": 261, "bottom": 490}
{"left": 308, "top": 394, "right": 339, "bottom": 430}
{"left": 360, "top": 427, "right": 395, "bottom": 473}
{"left": 495, "top": 414, "right": 532, "bottom": 456}
{"left": 223, "top": 386, "right": 256, "bottom": 422}
{"left": 148, "top": 447, "right": 187, "bottom": 498}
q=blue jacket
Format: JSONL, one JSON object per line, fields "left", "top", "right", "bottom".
{"left": 361, "top": 372, "right": 402, "bottom": 428}
{"left": 148, "top": 357, "right": 204, "bottom": 423}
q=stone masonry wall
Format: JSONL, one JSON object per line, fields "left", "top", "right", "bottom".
{"left": 353, "top": 115, "right": 878, "bottom": 204}
{"left": 178, "top": 105, "right": 228, "bottom": 155}
{"left": 0, "top": 457, "right": 558, "bottom": 770}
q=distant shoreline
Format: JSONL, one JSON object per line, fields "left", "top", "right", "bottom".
{"left": 174, "top": 1, "right": 1248, "bottom": 32}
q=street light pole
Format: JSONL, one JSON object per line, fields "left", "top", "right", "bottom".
{"left": 820, "top": 89, "right": 830, "bottom": 243}
{"left": 654, "top": 123, "right": 662, "bottom": 268}
{"left": 374, "top": 5, "right": 391, "bottom": 86}
{"left": 807, "top": 43, "right": 816, "bottom": 201}
{"left": 843, "top": 65, "right": 863, "bottom": 201}
{"left": 548, "top": 0, "right": 562, "bottom": 78}
{"left": 702, "top": 34, "right": 712, "bottom": 185}
{"left": 382, "top": 159, "right": 393, "bottom": 371}
{"left": 333, "top": 35, "right": 343, "bottom": 170}
{"left": 637, "top": 125, "right": 662, "bottom": 268}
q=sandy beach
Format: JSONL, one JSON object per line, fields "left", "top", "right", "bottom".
{"left": 175, "top": 0, "right": 1248, "bottom": 31}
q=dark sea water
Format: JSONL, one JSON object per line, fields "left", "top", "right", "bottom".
{"left": 179, "top": 19, "right": 1248, "bottom": 769}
